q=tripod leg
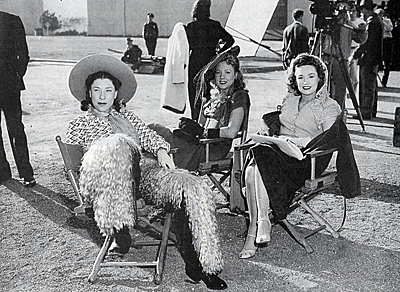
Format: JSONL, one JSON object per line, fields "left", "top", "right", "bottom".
{"left": 335, "top": 43, "right": 366, "bottom": 132}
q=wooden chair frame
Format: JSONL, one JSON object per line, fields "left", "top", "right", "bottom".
{"left": 197, "top": 113, "right": 249, "bottom": 209}
{"left": 55, "top": 135, "right": 176, "bottom": 284}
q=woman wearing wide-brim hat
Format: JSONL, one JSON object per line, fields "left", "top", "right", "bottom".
{"left": 66, "top": 54, "right": 227, "bottom": 290}
{"left": 149, "top": 45, "right": 250, "bottom": 172}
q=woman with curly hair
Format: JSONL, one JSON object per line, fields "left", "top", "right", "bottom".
{"left": 149, "top": 45, "right": 250, "bottom": 171}
{"left": 239, "top": 53, "right": 341, "bottom": 259}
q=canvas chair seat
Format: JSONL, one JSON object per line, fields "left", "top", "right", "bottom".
{"left": 55, "top": 135, "right": 176, "bottom": 284}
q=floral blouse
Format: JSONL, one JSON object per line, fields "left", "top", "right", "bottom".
{"left": 66, "top": 108, "right": 170, "bottom": 156}
{"left": 202, "top": 89, "right": 250, "bottom": 128}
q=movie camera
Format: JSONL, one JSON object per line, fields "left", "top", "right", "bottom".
{"left": 309, "top": 0, "right": 355, "bottom": 30}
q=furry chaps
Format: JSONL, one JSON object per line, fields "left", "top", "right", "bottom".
{"left": 140, "top": 156, "right": 223, "bottom": 274}
{"left": 79, "top": 133, "right": 141, "bottom": 236}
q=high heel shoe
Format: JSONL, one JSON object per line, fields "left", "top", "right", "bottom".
{"left": 256, "top": 219, "right": 271, "bottom": 244}
{"left": 239, "top": 234, "right": 257, "bottom": 259}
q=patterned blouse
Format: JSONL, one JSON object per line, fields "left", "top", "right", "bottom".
{"left": 66, "top": 108, "right": 170, "bottom": 156}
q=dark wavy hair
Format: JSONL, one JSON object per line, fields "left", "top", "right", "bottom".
{"left": 287, "top": 53, "right": 326, "bottom": 96}
{"left": 191, "top": 0, "right": 211, "bottom": 20}
{"left": 210, "top": 53, "right": 247, "bottom": 95}
{"left": 81, "top": 71, "right": 123, "bottom": 112}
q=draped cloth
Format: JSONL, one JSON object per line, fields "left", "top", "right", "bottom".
{"left": 90, "top": 106, "right": 140, "bottom": 144}
{"left": 243, "top": 115, "right": 360, "bottom": 220}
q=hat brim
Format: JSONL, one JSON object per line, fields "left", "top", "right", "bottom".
{"left": 69, "top": 54, "right": 137, "bottom": 103}
{"left": 207, "top": 46, "right": 240, "bottom": 74}
{"left": 194, "top": 45, "right": 240, "bottom": 82}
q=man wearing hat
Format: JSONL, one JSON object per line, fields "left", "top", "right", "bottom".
{"left": 142, "top": 13, "right": 158, "bottom": 56}
{"left": 121, "top": 37, "right": 142, "bottom": 71}
{"left": 350, "top": 0, "right": 383, "bottom": 120}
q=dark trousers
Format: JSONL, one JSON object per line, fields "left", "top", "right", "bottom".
{"left": 145, "top": 38, "right": 157, "bottom": 56}
{"left": 359, "top": 64, "right": 379, "bottom": 118}
{"left": 382, "top": 37, "right": 393, "bottom": 86}
{"left": 0, "top": 88, "right": 34, "bottom": 180}
{"left": 330, "top": 58, "right": 347, "bottom": 110}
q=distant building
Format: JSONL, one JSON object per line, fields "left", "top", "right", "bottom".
{"left": 0, "top": 0, "right": 43, "bottom": 35}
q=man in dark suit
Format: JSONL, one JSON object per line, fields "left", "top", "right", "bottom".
{"left": 0, "top": 11, "right": 35, "bottom": 186}
{"left": 349, "top": 0, "right": 383, "bottom": 120}
{"left": 282, "top": 9, "right": 310, "bottom": 69}
{"left": 142, "top": 13, "right": 158, "bottom": 56}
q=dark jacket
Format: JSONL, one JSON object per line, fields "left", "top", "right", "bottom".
{"left": 0, "top": 11, "right": 29, "bottom": 91}
{"left": 185, "top": 19, "right": 234, "bottom": 80}
{"left": 282, "top": 21, "right": 309, "bottom": 68}
{"left": 353, "top": 13, "right": 383, "bottom": 66}
{"left": 143, "top": 21, "right": 158, "bottom": 40}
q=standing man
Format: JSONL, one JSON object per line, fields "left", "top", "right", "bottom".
{"left": 349, "top": 0, "right": 383, "bottom": 120}
{"left": 142, "top": 13, "right": 158, "bottom": 56}
{"left": 0, "top": 11, "right": 35, "bottom": 186}
{"left": 375, "top": 8, "right": 393, "bottom": 87}
{"left": 319, "top": 2, "right": 367, "bottom": 109}
{"left": 282, "top": 9, "right": 309, "bottom": 69}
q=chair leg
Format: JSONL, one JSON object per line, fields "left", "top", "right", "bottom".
{"left": 298, "top": 198, "right": 340, "bottom": 238}
{"left": 88, "top": 235, "right": 112, "bottom": 283}
{"left": 207, "top": 174, "right": 229, "bottom": 199}
{"left": 280, "top": 219, "right": 314, "bottom": 254}
{"left": 154, "top": 211, "right": 172, "bottom": 285}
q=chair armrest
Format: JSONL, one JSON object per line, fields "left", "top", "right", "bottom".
{"left": 199, "top": 137, "right": 232, "bottom": 144}
{"left": 307, "top": 148, "right": 338, "bottom": 158}
{"left": 234, "top": 140, "right": 256, "bottom": 151}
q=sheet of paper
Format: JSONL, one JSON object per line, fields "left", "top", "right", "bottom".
{"left": 249, "top": 134, "right": 305, "bottom": 160}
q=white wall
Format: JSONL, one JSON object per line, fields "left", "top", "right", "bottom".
{"left": 87, "top": 0, "right": 235, "bottom": 37}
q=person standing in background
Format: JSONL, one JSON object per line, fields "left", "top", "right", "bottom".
{"left": 375, "top": 8, "right": 393, "bottom": 87}
{"left": 0, "top": 11, "right": 36, "bottom": 186}
{"left": 349, "top": 5, "right": 367, "bottom": 96}
{"left": 185, "top": 0, "right": 234, "bottom": 121}
{"left": 142, "top": 13, "right": 158, "bottom": 56}
{"left": 349, "top": 0, "right": 383, "bottom": 120}
{"left": 282, "top": 9, "right": 309, "bottom": 70}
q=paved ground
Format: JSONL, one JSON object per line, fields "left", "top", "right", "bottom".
{"left": 1, "top": 36, "right": 399, "bottom": 292}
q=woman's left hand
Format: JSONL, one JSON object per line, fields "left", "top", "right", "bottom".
{"left": 157, "top": 148, "right": 176, "bottom": 169}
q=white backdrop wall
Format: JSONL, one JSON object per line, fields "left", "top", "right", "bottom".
{"left": 87, "top": 0, "right": 235, "bottom": 37}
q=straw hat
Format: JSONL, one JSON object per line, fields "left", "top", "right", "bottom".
{"left": 69, "top": 54, "right": 137, "bottom": 103}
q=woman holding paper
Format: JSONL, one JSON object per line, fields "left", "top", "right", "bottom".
{"left": 239, "top": 53, "right": 341, "bottom": 259}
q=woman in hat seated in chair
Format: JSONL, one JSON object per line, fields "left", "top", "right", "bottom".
{"left": 149, "top": 45, "right": 250, "bottom": 171}
{"left": 66, "top": 54, "right": 227, "bottom": 290}
{"left": 239, "top": 53, "right": 343, "bottom": 259}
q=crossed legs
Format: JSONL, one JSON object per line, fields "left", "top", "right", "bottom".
{"left": 239, "top": 160, "right": 272, "bottom": 259}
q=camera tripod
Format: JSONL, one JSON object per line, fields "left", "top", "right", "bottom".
{"left": 311, "top": 28, "right": 366, "bottom": 132}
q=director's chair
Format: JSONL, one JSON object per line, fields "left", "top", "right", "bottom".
{"left": 197, "top": 101, "right": 250, "bottom": 210}
{"left": 55, "top": 135, "right": 176, "bottom": 284}
{"left": 230, "top": 113, "right": 354, "bottom": 253}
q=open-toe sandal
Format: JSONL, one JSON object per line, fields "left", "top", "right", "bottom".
{"left": 256, "top": 219, "right": 271, "bottom": 244}
{"left": 239, "top": 234, "right": 257, "bottom": 259}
